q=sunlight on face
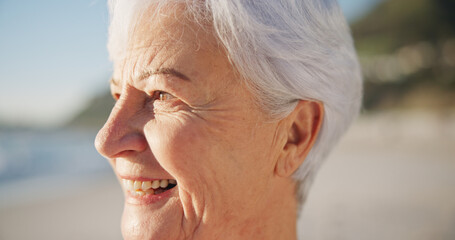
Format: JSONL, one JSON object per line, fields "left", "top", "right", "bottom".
{"left": 95, "top": 5, "right": 290, "bottom": 240}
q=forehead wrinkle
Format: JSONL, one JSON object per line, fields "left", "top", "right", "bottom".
{"left": 113, "top": 38, "right": 181, "bottom": 88}
{"left": 140, "top": 34, "right": 194, "bottom": 79}
{"left": 121, "top": 4, "right": 216, "bottom": 80}
{"left": 112, "top": 3, "right": 232, "bottom": 100}
{"left": 130, "top": 47, "right": 171, "bottom": 85}
{"left": 117, "top": 38, "right": 164, "bottom": 86}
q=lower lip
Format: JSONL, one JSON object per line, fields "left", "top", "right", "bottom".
{"left": 125, "top": 187, "right": 177, "bottom": 205}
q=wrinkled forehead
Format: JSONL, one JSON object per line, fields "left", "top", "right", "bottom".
{"left": 108, "top": 2, "right": 222, "bottom": 82}
{"left": 107, "top": 1, "right": 238, "bottom": 93}
{"left": 108, "top": 1, "right": 214, "bottom": 63}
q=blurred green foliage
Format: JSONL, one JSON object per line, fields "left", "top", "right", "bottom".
{"left": 352, "top": 0, "right": 455, "bottom": 110}
{"left": 67, "top": 91, "right": 114, "bottom": 130}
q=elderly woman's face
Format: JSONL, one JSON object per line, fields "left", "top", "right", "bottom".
{"left": 95, "top": 7, "right": 293, "bottom": 240}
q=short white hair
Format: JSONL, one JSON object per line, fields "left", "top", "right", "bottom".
{"left": 107, "top": 0, "right": 362, "bottom": 204}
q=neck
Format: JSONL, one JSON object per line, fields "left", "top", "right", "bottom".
{"left": 228, "top": 178, "right": 298, "bottom": 240}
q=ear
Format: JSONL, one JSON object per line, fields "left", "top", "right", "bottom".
{"left": 275, "top": 100, "right": 324, "bottom": 177}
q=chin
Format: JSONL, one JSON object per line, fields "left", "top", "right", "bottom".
{"left": 121, "top": 194, "right": 185, "bottom": 240}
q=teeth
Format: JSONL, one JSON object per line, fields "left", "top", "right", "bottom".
{"left": 142, "top": 181, "right": 152, "bottom": 191}
{"left": 134, "top": 181, "right": 142, "bottom": 190}
{"left": 151, "top": 180, "right": 160, "bottom": 189}
{"left": 145, "top": 189, "right": 154, "bottom": 195}
{"left": 125, "top": 180, "right": 134, "bottom": 191}
{"left": 122, "top": 179, "right": 176, "bottom": 195}
{"left": 160, "top": 179, "right": 168, "bottom": 188}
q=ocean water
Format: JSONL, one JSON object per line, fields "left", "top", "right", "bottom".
{"left": 0, "top": 129, "right": 113, "bottom": 206}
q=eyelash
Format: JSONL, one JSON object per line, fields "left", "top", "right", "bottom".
{"left": 112, "top": 91, "right": 175, "bottom": 102}
{"left": 154, "top": 91, "right": 175, "bottom": 101}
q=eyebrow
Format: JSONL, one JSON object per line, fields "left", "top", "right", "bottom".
{"left": 145, "top": 68, "right": 191, "bottom": 81}
{"left": 110, "top": 67, "right": 191, "bottom": 86}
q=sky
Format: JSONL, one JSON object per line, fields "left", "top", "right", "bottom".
{"left": 0, "top": 0, "right": 382, "bottom": 127}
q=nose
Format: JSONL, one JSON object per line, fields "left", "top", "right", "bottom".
{"left": 95, "top": 86, "right": 148, "bottom": 158}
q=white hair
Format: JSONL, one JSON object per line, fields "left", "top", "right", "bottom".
{"left": 107, "top": 0, "right": 362, "bottom": 206}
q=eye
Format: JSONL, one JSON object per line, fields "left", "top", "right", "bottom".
{"left": 157, "top": 91, "right": 175, "bottom": 101}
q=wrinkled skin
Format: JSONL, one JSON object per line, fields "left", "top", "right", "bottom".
{"left": 95, "top": 5, "right": 322, "bottom": 240}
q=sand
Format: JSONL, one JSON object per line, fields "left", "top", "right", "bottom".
{"left": 0, "top": 175, "right": 123, "bottom": 240}
{"left": 299, "top": 110, "right": 455, "bottom": 240}
{"left": 1, "top": 110, "right": 454, "bottom": 240}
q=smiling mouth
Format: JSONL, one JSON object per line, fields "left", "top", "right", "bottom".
{"left": 122, "top": 179, "right": 177, "bottom": 196}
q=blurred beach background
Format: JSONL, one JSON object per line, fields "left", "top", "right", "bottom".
{"left": 0, "top": 0, "right": 454, "bottom": 239}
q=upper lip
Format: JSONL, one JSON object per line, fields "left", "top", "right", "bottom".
{"left": 117, "top": 174, "right": 175, "bottom": 182}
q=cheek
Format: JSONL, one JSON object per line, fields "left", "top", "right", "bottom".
{"left": 145, "top": 115, "right": 217, "bottom": 184}
{"left": 145, "top": 111, "right": 276, "bottom": 186}
{"left": 145, "top": 113, "right": 252, "bottom": 206}
{"left": 145, "top": 111, "right": 276, "bottom": 204}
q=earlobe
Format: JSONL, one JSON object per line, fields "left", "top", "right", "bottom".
{"left": 275, "top": 100, "right": 324, "bottom": 177}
